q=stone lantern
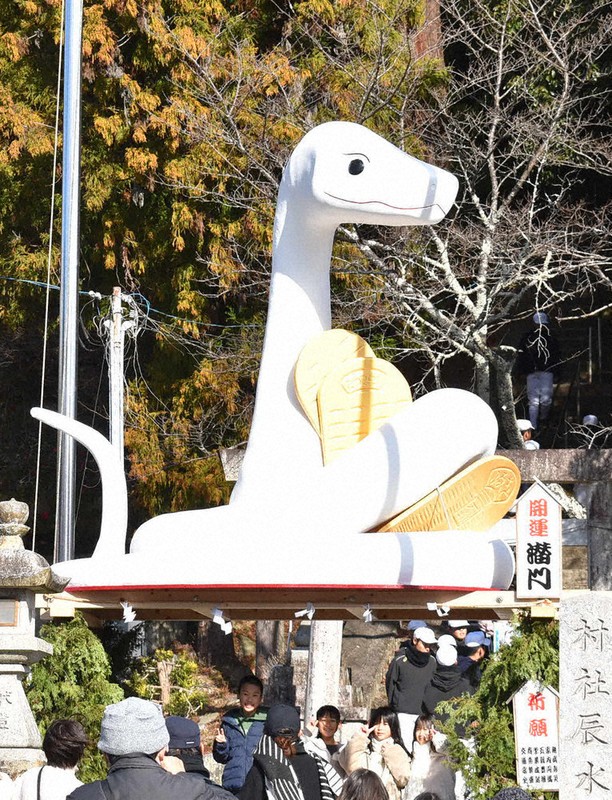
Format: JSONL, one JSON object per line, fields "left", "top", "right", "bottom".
{"left": 0, "top": 498, "right": 69, "bottom": 778}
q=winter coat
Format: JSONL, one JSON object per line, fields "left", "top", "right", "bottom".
{"left": 301, "top": 731, "right": 346, "bottom": 794}
{"left": 239, "top": 738, "right": 331, "bottom": 800}
{"left": 66, "top": 753, "right": 233, "bottom": 800}
{"left": 213, "top": 708, "right": 268, "bottom": 793}
{"left": 386, "top": 643, "right": 437, "bottom": 715}
{"left": 404, "top": 737, "right": 458, "bottom": 800}
{"left": 457, "top": 655, "right": 483, "bottom": 690}
{"left": 338, "top": 732, "right": 410, "bottom": 800}
{"left": 422, "top": 665, "right": 475, "bottom": 723}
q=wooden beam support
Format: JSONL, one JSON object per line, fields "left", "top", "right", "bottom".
{"left": 34, "top": 587, "right": 590, "bottom": 623}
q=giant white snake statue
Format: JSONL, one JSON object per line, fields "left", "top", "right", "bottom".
{"left": 32, "top": 122, "right": 515, "bottom": 591}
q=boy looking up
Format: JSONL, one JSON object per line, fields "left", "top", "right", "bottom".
{"left": 214, "top": 675, "right": 268, "bottom": 794}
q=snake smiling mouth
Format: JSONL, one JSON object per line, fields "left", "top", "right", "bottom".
{"left": 324, "top": 192, "right": 443, "bottom": 214}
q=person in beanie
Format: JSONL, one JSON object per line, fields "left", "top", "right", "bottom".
{"left": 239, "top": 704, "right": 334, "bottom": 800}
{"left": 67, "top": 697, "right": 231, "bottom": 800}
{"left": 165, "top": 716, "right": 211, "bottom": 780}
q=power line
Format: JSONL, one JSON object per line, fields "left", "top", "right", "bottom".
{"left": 0, "top": 275, "right": 260, "bottom": 329}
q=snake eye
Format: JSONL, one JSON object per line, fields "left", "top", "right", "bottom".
{"left": 348, "top": 159, "right": 365, "bottom": 175}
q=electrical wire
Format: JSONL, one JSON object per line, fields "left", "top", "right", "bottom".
{"left": 32, "top": 4, "right": 65, "bottom": 553}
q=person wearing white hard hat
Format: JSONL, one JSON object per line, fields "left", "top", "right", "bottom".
{"left": 386, "top": 626, "right": 437, "bottom": 746}
{"left": 515, "top": 312, "right": 561, "bottom": 432}
{"left": 516, "top": 419, "right": 540, "bottom": 450}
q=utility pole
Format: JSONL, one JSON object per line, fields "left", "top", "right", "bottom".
{"left": 104, "top": 287, "right": 136, "bottom": 459}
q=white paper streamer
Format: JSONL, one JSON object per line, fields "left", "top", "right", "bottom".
{"left": 120, "top": 601, "right": 136, "bottom": 622}
{"left": 212, "top": 607, "right": 233, "bottom": 635}
{"left": 295, "top": 602, "right": 316, "bottom": 620}
{"left": 362, "top": 604, "right": 376, "bottom": 623}
{"left": 427, "top": 602, "right": 450, "bottom": 617}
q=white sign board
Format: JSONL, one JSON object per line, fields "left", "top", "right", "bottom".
{"left": 512, "top": 680, "right": 559, "bottom": 791}
{"left": 515, "top": 482, "right": 562, "bottom": 599}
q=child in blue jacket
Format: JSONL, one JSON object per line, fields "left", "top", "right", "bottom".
{"left": 214, "top": 675, "right": 268, "bottom": 794}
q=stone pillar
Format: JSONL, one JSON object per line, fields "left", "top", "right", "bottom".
{"left": 303, "top": 620, "right": 343, "bottom": 724}
{"left": 588, "top": 522, "right": 612, "bottom": 590}
{"left": 559, "top": 592, "right": 612, "bottom": 799}
{"left": 0, "top": 499, "right": 69, "bottom": 778}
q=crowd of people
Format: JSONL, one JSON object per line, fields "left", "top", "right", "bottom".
{"left": 0, "top": 621, "right": 529, "bottom": 800}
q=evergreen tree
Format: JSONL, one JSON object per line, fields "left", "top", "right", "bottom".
{"left": 26, "top": 613, "right": 124, "bottom": 782}
{"left": 437, "top": 614, "right": 559, "bottom": 798}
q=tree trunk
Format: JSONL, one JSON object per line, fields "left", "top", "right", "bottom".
{"left": 156, "top": 659, "right": 173, "bottom": 708}
{"left": 411, "top": 0, "right": 443, "bottom": 62}
{"left": 197, "top": 620, "right": 246, "bottom": 687}
{"left": 494, "top": 357, "right": 523, "bottom": 448}
{"left": 474, "top": 354, "right": 490, "bottom": 404}
{"left": 256, "top": 621, "right": 287, "bottom": 694}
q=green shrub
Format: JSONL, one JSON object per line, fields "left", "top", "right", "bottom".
{"left": 127, "top": 648, "right": 208, "bottom": 716}
{"left": 437, "top": 614, "right": 558, "bottom": 799}
{"left": 26, "top": 613, "right": 124, "bottom": 782}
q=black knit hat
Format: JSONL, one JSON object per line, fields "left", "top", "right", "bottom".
{"left": 165, "top": 716, "right": 201, "bottom": 749}
{"left": 264, "top": 704, "right": 300, "bottom": 737}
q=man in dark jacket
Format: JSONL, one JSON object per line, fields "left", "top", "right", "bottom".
{"left": 239, "top": 704, "right": 333, "bottom": 800}
{"left": 385, "top": 626, "right": 437, "bottom": 744}
{"left": 67, "top": 697, "right": 232, "bottom": 800}
{"left": 166, "top": 715, "right": 211, "bottom": 780}
{"left": 422, "top": 644, "right": 474, "bottom": 725}
{"left": 457, "top": 630, "right": 491, "bottom": 690}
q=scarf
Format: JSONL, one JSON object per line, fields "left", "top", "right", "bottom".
{"left": 403, "top": 641, "right": 432, "bottom": 667}
{"left": 253, "top": 736, "right": 334, "bottom": 800}
{"left": 370, "top": 737, "right": 393, "bottom": 753}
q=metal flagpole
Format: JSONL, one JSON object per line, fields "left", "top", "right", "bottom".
{"left": 55, "top": 0, "right": 83, "bottom": 563}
